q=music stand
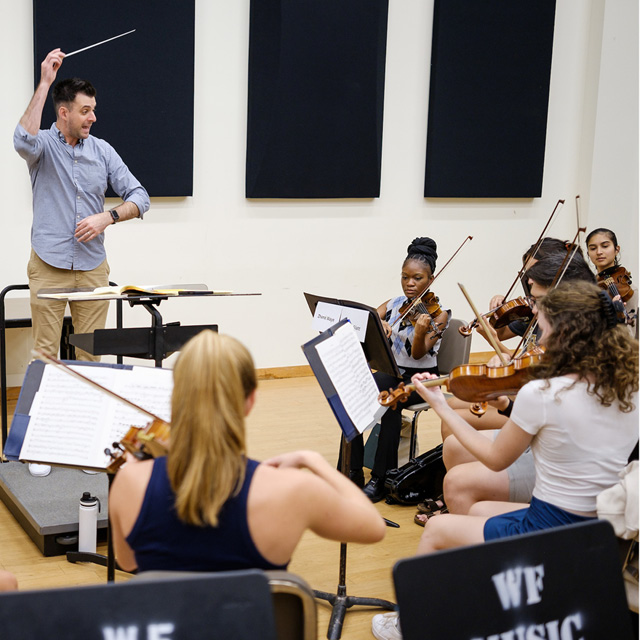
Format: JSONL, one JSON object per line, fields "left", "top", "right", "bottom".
{"left": 302, "top": 319, "right": 396, "bottom": 639}
{"left": 37, "top": 284, "right": 231, "bottom": 367}
{"left": 304, "top": 292, "right": 400, "bottom": 378}
{"left": 4, "top": 359, "right": 173, "bottom": 581}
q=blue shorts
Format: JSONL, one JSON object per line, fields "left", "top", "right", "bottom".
{"left": 484, "top": 496, "right": 595, "bottom": 541}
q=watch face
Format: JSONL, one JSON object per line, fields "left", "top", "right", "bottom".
{"left": 110, "top": 209, "right": 120, "bottom": 222}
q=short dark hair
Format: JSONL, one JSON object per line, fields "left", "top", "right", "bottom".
{"left": 522, "top": 237, "right": 583, "bottom": 264}
{"left": 52, "top": 78, "right": 96, "bottom": 114}
{"left": 525, "top": 251, "right": 596, "bottom": 288}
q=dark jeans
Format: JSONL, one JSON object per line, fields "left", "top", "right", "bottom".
{"left": 341, "top": 366, "right": 438, "bottom": 480}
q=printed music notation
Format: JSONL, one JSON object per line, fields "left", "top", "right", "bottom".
{"left": 20, "top": 365, "right": 173, "bottom": 469}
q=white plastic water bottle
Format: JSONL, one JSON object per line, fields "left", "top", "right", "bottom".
{"left": 78, "top": 492, "right": 100, "bottom": 553}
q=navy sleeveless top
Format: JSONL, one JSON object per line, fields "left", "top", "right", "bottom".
{"left": 126, "top": 457, "right": 288, "bottom": 572}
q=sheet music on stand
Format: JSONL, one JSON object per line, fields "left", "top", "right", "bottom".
{"left": 304, "top": 292, "right": 400, "bottom": 378}
{"left": 4, "top": 361, "right": 173, "bottom": 471}
{"left": 301, "top": 320, "right": 396, "bottom": 638}
{"left": 302, "top": 319, "right": 386, "bottom": 442}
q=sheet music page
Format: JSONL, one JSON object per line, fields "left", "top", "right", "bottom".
{"left": 315, "top": 322, "right": 385, "bottom": 434}
{"left": 20, "top": 366, "right": 116, "bottom": 467}
{"left": 19, "top": 364, "right": 173, "bottom": 469}
{"left": 100, "top": 367, "right": 173, "bottom": 467}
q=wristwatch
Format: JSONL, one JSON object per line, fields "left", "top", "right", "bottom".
{"left": 109, "top": 209, "right": 120, "bottom": 224}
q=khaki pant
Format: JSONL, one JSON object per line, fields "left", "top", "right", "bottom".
{"left": 27, "top": 249, "right": 110, "bottom": 362}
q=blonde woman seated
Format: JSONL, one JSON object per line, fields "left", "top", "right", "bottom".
{"left": 109, "top": 331, "right": 386, "bottom": 573}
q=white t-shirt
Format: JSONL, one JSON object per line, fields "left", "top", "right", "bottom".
{"left": 510, "top": 377, "right": 638, "bottom": 513}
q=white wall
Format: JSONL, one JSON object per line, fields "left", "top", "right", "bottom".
{"left": 0, "top": 1, "right": 636, "bottom": 385}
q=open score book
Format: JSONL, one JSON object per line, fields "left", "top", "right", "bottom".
{"left": 39, "top": 284, "right": 233, "bottom": 299}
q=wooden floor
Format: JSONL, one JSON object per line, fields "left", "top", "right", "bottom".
{"left": 0, "top": 376, "right": 443, "bottom": 639}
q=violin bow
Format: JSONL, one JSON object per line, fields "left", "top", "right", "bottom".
{"left": 32, "top": 349, "right": 164, "bottom": 422}
{"left": 512, "top": 211, "right": 587, "bottom": 358}
{"left": 458, "top": 283, "right": 509, "bottom": 365}
{"left": 499, "top": 199, "right": 565, "bottom": 303}
{"left": 390, "top": 235, "right": 473, "bottom": 329}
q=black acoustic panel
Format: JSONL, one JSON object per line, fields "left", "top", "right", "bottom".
{"left": 33, "top": 0, "right": 194, "bottom": 197}
{"left": 425, "top": 0, "right": 556, "bottom": 198}
{"left": 246, "top": 0, "right": 389, "bottom": 199}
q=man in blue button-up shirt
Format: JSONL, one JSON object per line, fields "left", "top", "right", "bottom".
{"left": 14, "top": 48, "right": 150, "bottom": 364}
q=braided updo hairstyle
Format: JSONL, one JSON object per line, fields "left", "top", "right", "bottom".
{"left": 405, "top": 237, "right": 438, "bottom": 274}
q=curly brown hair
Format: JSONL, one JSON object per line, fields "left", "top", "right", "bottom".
{"left": 531, "top": 281, "right": 638, "bottom": 412}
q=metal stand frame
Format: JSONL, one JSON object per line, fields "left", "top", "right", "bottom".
{"left": 313, "top": 437, "right": 396, "bottom": 640}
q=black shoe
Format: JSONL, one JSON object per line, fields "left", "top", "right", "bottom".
{"left": 363, "top": 476, "right": 386, "bottom": 503}
{"left": 348, "top": 469, "right": 365, "bottom": 488}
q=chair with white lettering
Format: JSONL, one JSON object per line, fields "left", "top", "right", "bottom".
{"left": 392, "top": 520, "right": 634, "bottom": 640}
{"left": 133, "top": 569, "right": 317, "bottom": 640}
{"left": 0, "top": 570, "right": 279, "bottom": 640}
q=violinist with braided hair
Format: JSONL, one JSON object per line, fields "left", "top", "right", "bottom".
{"left": 347, "top": 237, "right": 450, "bottom": 502}
{"left": 371, "top": 281, "right": 638, "bottom": 639}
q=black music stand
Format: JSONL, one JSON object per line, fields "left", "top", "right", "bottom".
{"left": 4, "top": 359, "right": 173, "bottom": 581}
{"left": 37, "top": 284, "right": 222, "bottom": 367}
{"left": 0, "top": 282, "right": 123, "bottom": 449}
{"left": 304, "top": 292, "right": 400, "bottom": 378}
{"left": 302, "top": 319, "right": 396, "bottom": 639}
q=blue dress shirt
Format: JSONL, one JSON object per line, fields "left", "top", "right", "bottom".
{"left": 14, "top": 122, "right": 150, "bottom": 271}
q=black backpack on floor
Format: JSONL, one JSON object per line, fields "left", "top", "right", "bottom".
{"left": 383, "top": 444, "right": 446, "bottom": 505}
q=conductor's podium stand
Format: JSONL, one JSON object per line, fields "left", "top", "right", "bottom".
{"left": 38, "top": 284, "right": 219, "bottom": 367}
{"left": 0, "top": 463, "right": 108, "bottom": 556}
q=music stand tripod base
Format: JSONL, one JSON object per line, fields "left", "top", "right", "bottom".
{"left": 313, "top": 437, "right": 396, "bottom": 640}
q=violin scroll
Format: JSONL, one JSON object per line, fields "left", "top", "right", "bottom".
{"left": 378, "top": 383, "right": 415, "bottom": 410}
{"left": 469, "top": 402, "right": 488, "bottom": 417}
{"left": 105, "top": 419, "right": 170, "bottom": 474}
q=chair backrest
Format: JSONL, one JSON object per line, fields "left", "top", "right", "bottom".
{"left": 134, "top": 569, "right": 317, "bottom": 640}
{"left": 393, "top": 520, "right": 634, "bottom": 640}
{"left": 265, "top": 570, "right": 318, "bottom": 640}
{"left": 437, "top": 318, "right": 471, "bottom": 374}
{"left": 0, "top": 569, "right": 278, "bottom": 640}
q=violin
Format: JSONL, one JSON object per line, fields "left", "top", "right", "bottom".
{"left": 398, "top": 291, "right": 442, "bottom": 321}
{"left": 106, "top": 418, "right": 170, "bottom": 473}
{"left": 378, "top": 349, "right": 544, "bottom": 410}
{"left": 32, "top": 349, "right": 170, "bottom": 474}
{"left": 396, "top": 291, "right": 446, "bottom": 337}
{"left": 458, "top": 297, "right": 533, "bottom": 337}
{"left": 597, "top": 266, "right": 634, "bottom": 303}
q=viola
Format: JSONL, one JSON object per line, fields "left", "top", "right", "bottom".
{"left": 459, "top": 297, "right": 533, "bottom": 337}
{"left": 378, "top": 349, "right": 544, "bottom": 410}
